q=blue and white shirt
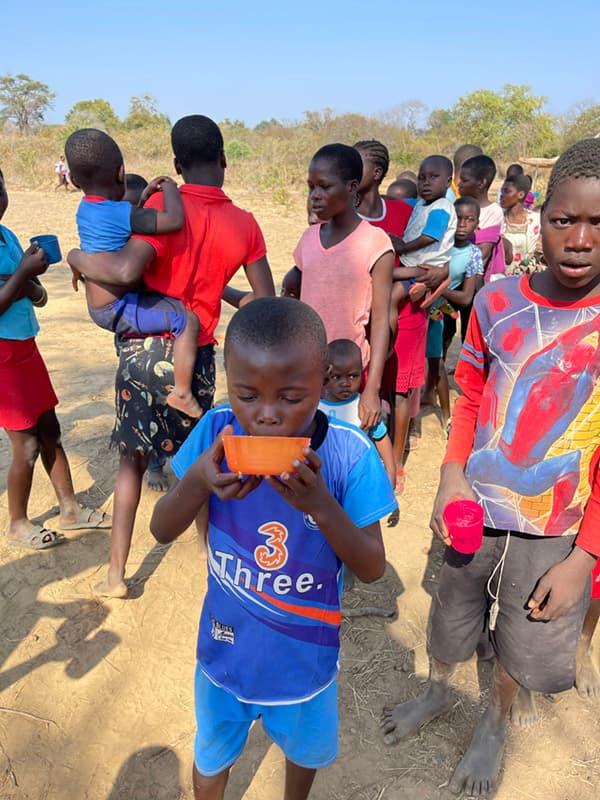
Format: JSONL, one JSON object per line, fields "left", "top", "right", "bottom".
{"left": 172, "top": 405, "right": 397, "bottom": 704}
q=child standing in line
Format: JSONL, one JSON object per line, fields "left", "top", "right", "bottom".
{"left": 294, "top": 144, "right": 394, "bottom": 433}
{"left": 458, "top": 154, "right": 504, "bottom": 274}
{"left": 0, "top": 168, "right": 111, "bottom": 548}
{"left": 353, "top": 139, "right": 425, "bottom": 495}
{"left": 385, "top": 178, "right": 417, "bottom": 201}
{"left": 423, "top": 197, "right": 484, "bottom": 430}
{"left": 319, "top": 339, "right": 396, "bottom": 489}
{"left": 382, "top": 139, "right": 600, "bottom": 797}
{"left": 500, "top": 173, "right": 542, "bottom": 275}
{"left": 150, "top": 297, "right": 396, "bottom": 800}
{"left": 452, "top": 144, "right": 483, "bottom": 197}
{"left": 65, "top": 128, "right": 203, "bottom": 419}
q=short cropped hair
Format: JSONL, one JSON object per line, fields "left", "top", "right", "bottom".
{"left": 455, "top": 196, "right": 480, "bottom": 216}
{"left": 506, "top": 163, "right": 524, "bottom": 177}
{"left": 387, "top": 178, "right": 418, "bottom": 198}
{"left": 421, "top": 155, "right": 453, "bottom": 178}
{"left": 504, "top": 173, "right": 531, "bottom": 195}
{"left": 224, "top": 297, "right": 328, "bottom": 368}
{"left": 65, "top": 129, "right": 123, "bottom": 189}
{"left": 546, "top": 139, "right": 600, "bottom": 205}
{"left": 171, "top": 115, "right": 224, "bottom": 169}
{"left": 311, "top": 144, "right": 363, "bottom": 183}
{"left": 125, "top": 173, "right": 148, "bottom": 194}
{"left": 453, "top": 144, "right": 483, "bottom": 169}
{"left": 327, "top": 338, "right": 362, "bottom": 366}
{"left": 354, "top": 140, "right": 390, "bottom": 181}
{"left": 462, "top": 155, "right": 497, "bottom": 188}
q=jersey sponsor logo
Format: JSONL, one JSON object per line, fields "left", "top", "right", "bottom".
{"left": 303, "top": 513, "right": 319, "bottom": 530}
{"left": 254, "top": 521, "right": 288, "bottom": 570}
{"left": 210, "top": 616, "right": 234, "bottom": 644}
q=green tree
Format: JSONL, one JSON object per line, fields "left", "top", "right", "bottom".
{"left": 65, "top": 99, "right": 120, "bottom": 133}
{"left": 562, "top": 102, "right": 600, "bottom": 146}
{"left": 0, "top": 72, "right": 55, "bottom": 134}
{"left": 122, "top": 94, "right": 169, "bottom": 130}
{"left": 448, "top": 84, "right": 558, "bottom": 159}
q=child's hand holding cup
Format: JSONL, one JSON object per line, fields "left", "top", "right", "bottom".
{"left": 442, "top": 499, "right": 484, "bottom": 553}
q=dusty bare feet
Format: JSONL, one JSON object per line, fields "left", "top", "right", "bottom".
{"left": 145, "top": 466, "right": 169, "bottom": 492}
{"left": 381, "top": 683, "right": 452, "bottom": 744}
{"left": 166, "top": 390, "right": 203, "bottom": 418}
{"left": 509, "top": 686, "right": 539, "bottom": 727}
{"left": 94, "top": 569, "right": 128, "bottom": 599}
{"left": 449, "top": 708, "right": 507, "bottom": 796}
{"left": 576, "top": 644, "right": 600, "bottom": 698}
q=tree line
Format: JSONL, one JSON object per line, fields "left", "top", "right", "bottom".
{"left": 1, "top": 72, "right": 599, "bottom": 193}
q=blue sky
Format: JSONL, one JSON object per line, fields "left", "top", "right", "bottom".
{"left": 2, "top": 1, "right": 599, "bottom": 126}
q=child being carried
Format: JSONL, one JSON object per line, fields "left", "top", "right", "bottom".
{"left": 65, "top": 128, "right": 202, "bottom": 418}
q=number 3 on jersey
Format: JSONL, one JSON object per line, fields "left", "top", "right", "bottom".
{"left": 255, "top": 521, "right": 289, "bottom": 570}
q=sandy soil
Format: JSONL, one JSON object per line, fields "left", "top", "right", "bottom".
{"left": 0, "top": 189, "right": 598, "bottom": 800}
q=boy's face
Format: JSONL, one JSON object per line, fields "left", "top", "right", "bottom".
{"left": 226, "top": 340, "right": 325, "bottom": 437}
{"left": 0, "top": 172, "right": 7, "bottom": 221}
{"left": 418, "top": 160, "right": 450, "bottom": 204}
{"left": 542, "top": 178, "right": 600, "bottom": 296}
{"left": 455, "top": 204, "right": 479, "bottom": 243}
{"left": 308, "top": 158, "right": 356, "bottom": 221}
{"left": 327, "top": 355, "right": 362, "bottom": 401}
{"left": 458, "top": 168, "right": 481, "bottom": 199}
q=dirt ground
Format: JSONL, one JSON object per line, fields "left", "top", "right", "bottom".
{"left": 0, "top": 188, "right": 598, "bottom": 800}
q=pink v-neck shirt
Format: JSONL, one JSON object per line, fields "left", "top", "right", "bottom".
{"left": 294, "top": 220, "right": 392, "bottom": 366}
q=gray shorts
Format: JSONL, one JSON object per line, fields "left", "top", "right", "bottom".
{"left": 430, "top": 528, "right": 590, "bottom": 693}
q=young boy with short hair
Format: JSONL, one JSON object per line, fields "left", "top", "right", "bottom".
{"left": 150, "top": 297, "right": 397, "bottom": 800}
{"left": 319, "top": 338, "right": 396, "bottom": 488}
{"left": 65, "top": 128, "right": 202, "bottom": 418}
{"left": 382, "top": 138, "right": 600, "bottom": 797}
{"left": 393, "top": 155, "right": 457, "bottom": 303}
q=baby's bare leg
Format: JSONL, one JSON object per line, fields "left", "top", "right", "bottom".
{"left": 381, "top": 657, "right": 455, "bottom": 744}
{"left": 192, "top": 764, "right": 229, "bottom": 800}
{"left": 576, "top": 598, "right": 600, "bottom": 698}
{"left": 168, "top": 310, "right": 203, "bottom": 418}
{"left": 449, "top": 661, "right": 519, "bottom": 797}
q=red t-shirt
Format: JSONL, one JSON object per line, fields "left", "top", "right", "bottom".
{"left": 360, "top": 198, "right": 412, "bottom": 264}
{"left": 134, "top": 184, "right": 266, "bottom": 346}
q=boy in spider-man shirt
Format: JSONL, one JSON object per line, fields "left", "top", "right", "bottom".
{"left": 151, "top": 297, "right": 396, "bottom": 800}
{"left": 382, "top": 139, "right": 600, "bottom": 797}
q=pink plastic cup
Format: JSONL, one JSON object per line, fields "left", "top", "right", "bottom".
{"left": 442, "top": 499, "right": 484, "bottom": 554}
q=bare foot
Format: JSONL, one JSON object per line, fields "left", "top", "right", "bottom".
{"left": 145, "top": 466, "right": 169, "bottom": 492}
{"left": 409, "top": 282, "right": 427, "bottom": 302}
{"left": 576, "top": 645, "right": 600, "bottom": 698}
{"left": 381, "top": 683, "right": 452, "bottom": 744}
{"left": 509, "top": 686, "right": 539, "bottom": 727}
{"left": 449, "top": 708, "right": 507, "bottom": 796}
{"left": 94, "top": 570, "right": 128, "bottom": 599}
{"left": 166, "top": 390, "right": 203, "bottom": 418}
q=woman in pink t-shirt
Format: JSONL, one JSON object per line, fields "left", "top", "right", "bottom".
{"left": 293, "top": 144, "right": 394, "bottom": 432}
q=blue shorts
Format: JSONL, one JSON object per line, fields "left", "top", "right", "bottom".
{"left": 426, "top": 317, "right": 444, "bottom": 359}
{"left": 194, "top": 665, "right": 338, "bottom": 776}
{"left": 89, "top": 291, "right": 188, "bottom": 338}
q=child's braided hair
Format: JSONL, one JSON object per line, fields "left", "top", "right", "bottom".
{"left": 353, "top": 140, "right": 390, "bottom": 181}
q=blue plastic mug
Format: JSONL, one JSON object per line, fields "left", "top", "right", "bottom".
{"left": 30, "top": 234, "right": 62, "bottom": 264}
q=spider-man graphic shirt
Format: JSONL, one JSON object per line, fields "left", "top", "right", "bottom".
{"left": 172, "top": 406, "right": 397, "bottom": 704}
{"left": 445, "top": 275, "right": 600, "bottom": 556}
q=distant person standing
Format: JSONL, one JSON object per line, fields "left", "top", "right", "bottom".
{"left": 54, "top": 156, "right": 69, "bottom": 192}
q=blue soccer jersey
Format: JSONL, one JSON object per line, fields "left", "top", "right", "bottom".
{"left": 172, "top": 405, "right": 397, "bottom": 704}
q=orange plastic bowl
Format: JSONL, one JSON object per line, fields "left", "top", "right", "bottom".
{"left": 222, "top": 435, "right": 310, "bottom": 475}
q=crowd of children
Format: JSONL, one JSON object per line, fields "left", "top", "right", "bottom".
{"left": 1, "top": 118, "right": 600, "bottom": 800}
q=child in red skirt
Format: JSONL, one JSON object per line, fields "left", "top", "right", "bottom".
{"left": 0, "top": 168, "right": 111, "bottom": 548}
